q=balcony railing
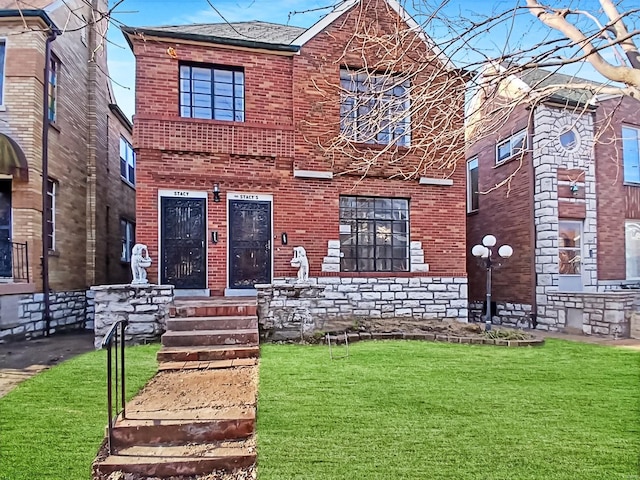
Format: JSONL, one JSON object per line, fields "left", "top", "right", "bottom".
{"left": 0, "top": 240, "right": 29, "bottom": 282}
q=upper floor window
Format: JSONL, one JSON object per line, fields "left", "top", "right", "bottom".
{"left": 46, "top": 179, "right": 56, "bottom": 251}
{"left": 120, "top": 218, "right": 135, "bottom": 262}
{"left": 340, "top": 68, "right": 411, "bottom": 147}
{"left": 179, "top": 64, "right": 244, "bottom": 122}
{"left": 496, "top": 129, "right": 526, "bottom": 164}
{"left": 0, "top": 40, "right": 5, "bottom": 106}
{"left": 339, "top": 196, "right": 409, "bottom": 272}
{"left": 120, "top": 137, "right": 135, "bottom": 186}
{"left": 623, "top": 126, "right": 640, "bottom": 183}
{"left": 48, "top": 56, "right": 60, "bottom": 122}
{"left": 467, "top": 157, "right": 479, "bottom": 212}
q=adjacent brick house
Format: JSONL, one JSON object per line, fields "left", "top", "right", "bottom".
{"left": 466, "top": 68, "right": 640, "bottom": 337}
{"left": 0, "top": 0, "right": 135, "bottom": 341}
{"left": 124, "top": 0, "right": 469, "bottom": 327}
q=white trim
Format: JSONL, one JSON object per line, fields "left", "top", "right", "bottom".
{"left": 293, "top": 169, "right": 334, "bottom": 179}
{"left": 466, "top": 157, "right": 478, "bottom": 213}
{"left": 419, "top": 177, "right": 453, "bottom": 186}
{"left": 226, "top": 192, "right": 274, "bottom": 294}
{"left": 157, "top": 190, "right": 209, "bottom": 288}
{"left": 290, "top": 0, "right": 452, "bottom": 69}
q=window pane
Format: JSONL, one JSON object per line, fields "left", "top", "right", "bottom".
{"left": 626, "top": 221, "right": 640, "bottom": 278}
{"left": 193, "top": 80, "right": 210, "bottom": 94}
{"left": 497, "top": 142, "right": 510, "bottom": 161}
{"left": 623, "top": 127, "right": 640, "bottom": 183}
{"left": 559, "top": 249, "right": 581, "bottom": 274}
{"left": 214, "top": 82, "right": 233, "bottom": 97}
{"left": 193, "top": 107, "right": 212, "bottom": 119}
{"left": 559, "top": 222, "right": 581, "bottom": 248}
{"left": 180, "top": 79, "right": 191, "bottom": 93}
{"left": 192, "top": 67, "right": 211, "bottom": 81}
{"left": 193, "top": 93, "right": 211, "bottom": 108}
{"left": 215, "top": 96, "right": 233, "bottom": 110}
{"left": 214, "top": 69, "right": 233, "bottom": 83}
{"left": 120, "top": 158, "right": 126, "bottom": 178}
{"left": 214, "top": 109, "right": 233, "bottom": 121}
{"left": 179, "top": 65, "right": 191, "bottom": 79}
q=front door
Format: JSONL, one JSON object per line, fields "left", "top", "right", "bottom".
{"left": 228, "top": 199, "right": 271, "bottom": 289}
{"left": 160, "top": 197, "right": 206, "bottom": 289}
{"left": 0, "top": 181, "right": 11, "bottom": 278}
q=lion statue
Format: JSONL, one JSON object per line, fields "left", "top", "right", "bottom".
{"left": 290, "top": 246, "right": 309, "bottom": 283}
{"left": 131, "top": 243, "right": 152, "bottom": 285}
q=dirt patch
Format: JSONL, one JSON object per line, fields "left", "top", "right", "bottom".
{"left": 0, "top": 331, "right": 94, "bottom": 397}
{"left": 128, "top": 366, "right": 258, "bottom": 413}
{"left": 104, "top": 466, "right": 257, "bottom": 480}
{"left": 320, "top": 318, "right": 536, "bottom": 340}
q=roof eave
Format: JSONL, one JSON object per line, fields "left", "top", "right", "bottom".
{"left": 109, "top": 103, "right": 133, "bottom": 133}
{"left": 121, "top": 26, "right": 300, "bottom": 53}
{"left": 0, "top": 9, "right": 59, "bottom": 32}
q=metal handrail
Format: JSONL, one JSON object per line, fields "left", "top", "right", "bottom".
{"left": 101, "top": 319, "right": 128, "bottom": 454}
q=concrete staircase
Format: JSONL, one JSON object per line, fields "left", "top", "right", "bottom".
{"left": 95, "top": 297, "right": 259, "bottom": 478}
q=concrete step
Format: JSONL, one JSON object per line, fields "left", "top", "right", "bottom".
{"left": 157, "top": 357, "right": 258, "bottom": 371}
{"left": 111, "top": 407, "right": 255, "bottom": 448}
{"left": 166, "top": 316, "right": 258, "bottom": 331}
{"left": 157, "top": 345, "right": 260, "bottom": 363}
{"left": 171, "top": 300, "right": 257, "bottom": 319}
{"left": 97, "top": 442, "right": 255, "bottom": 477}
{"left": 161, "top": 329, "right": 259, "bottom": 347}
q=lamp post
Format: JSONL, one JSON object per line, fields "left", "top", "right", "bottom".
{"left": 472, "top": 235, "right": 513, "bottom": 331}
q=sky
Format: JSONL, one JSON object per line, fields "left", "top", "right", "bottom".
{"left": 106, "top": 0, "right": 638, "bottom": 119}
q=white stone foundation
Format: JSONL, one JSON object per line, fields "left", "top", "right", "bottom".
{"left": 257, "top": 276, "right": 468, "bottom": 340}
{"left": 92, "top": 284, "right": 174, "bottom": 348}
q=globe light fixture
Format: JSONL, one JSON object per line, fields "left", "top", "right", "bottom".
{"left": 472, "top": 234, "right": 514, "bottom": 331}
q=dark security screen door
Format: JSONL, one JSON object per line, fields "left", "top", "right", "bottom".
{"left": 161, "top": 197, "right": 206, "bottom": 289}
{"left": 0, "top": 181, "right": 10, "bottom": 278}
{"left": 229, "top": 200, "right": 271, "bottom": 289}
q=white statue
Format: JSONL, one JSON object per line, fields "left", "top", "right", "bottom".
{"left": 131, "top": 243, "right": 152, "bottom": 285}
{"left": 290, "top": 246, "right": 309, "bottom": 283}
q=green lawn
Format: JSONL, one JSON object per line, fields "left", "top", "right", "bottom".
{"left": 0, "top": 343, "right": 159, "bottom": 480}
{"left": 258, "top": 340, "right": 640, "bottom": 480}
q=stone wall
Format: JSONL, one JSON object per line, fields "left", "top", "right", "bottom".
{"left": 92, "top": 284, "right": 174, "bottom": 348}
{"left": 257, "top": 276, "right": 468, "bottom": 340}
{"left": 542, "top": 291, "right": 639, "bottom": 337}
{"left": 0, "top": 290, "right": 90, "bottom": 343}
{"left": 468, "top": 301, "right": 534, "bottom": 328}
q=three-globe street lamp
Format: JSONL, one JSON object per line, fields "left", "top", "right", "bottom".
{"left": 471, "top": 235, "right": 513, "bottom": 331}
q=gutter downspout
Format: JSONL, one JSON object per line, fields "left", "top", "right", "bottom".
{"left": 42, "top": 29, "right": 58, "bottom": 336}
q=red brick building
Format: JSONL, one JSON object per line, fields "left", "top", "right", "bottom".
{"left": 124, "top": 0, "right": 469, "bottom": 322}
{"left": 466, "top": 68, "right": 640, "bottom": 337}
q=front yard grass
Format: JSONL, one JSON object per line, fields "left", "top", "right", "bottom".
{"left": 258, "top": 339, "right": 640, "bottom": 480}
{"left": 0, "top": 343, "right": 159, "bottom": 480}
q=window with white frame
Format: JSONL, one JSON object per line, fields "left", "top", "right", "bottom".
{"left": 622, "top": 126, "right": 640, "bottom": 184}
{"left": 558, "top": 220, "right": 581, "bottom": 275}
{"left": 120, "top": 136, "right": 135, "bottom": 186}
{"left": 179, "top": 63, "right": 245, "bottom": 121}
{"left": 340, "top": 68, "right": 411, "bottom": 147}
{"left": 467, "top": 157, "right": 479, "bottom": 212}
{"left": 625, "top": 220, "right": 640, "bottom": 279}
{"left": 339, "top": 196, "right": 409, "bottom": 272}
{"left": 120, "top": 219, "right": 135, "bottom": 262}
{"left": 48, "top": 55, "right": 59, "bottom": 123}
{"left": 46, "top": 179, "right": 56, "bottom": 250}
{"left": 0, "top": 40, "right": 5, "bottom": 106}
{"left": 496, "top": 129, "right": 527, "bottom": 164}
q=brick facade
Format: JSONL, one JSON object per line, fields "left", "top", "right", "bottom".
{"left": 128, "top": 0, "right": 468, "bottom": 312}
{"left": 467, "top": 76, "right": 640, "bottom": 337}
{"left": 0, "top": 0, "right": 135, "bottom": 339}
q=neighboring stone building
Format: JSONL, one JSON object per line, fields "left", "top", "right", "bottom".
{"left": 0, "top": 0, "right": 135, "bottom": 341}
{"left": 466, "top": 68, "right": 640, "bottom": 338}
{"left": 123, "top": 0, "right": 468, "bottom": 334}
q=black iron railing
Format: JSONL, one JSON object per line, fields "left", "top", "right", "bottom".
{"left": 0, "top": 240, "right": 29, "bottom": 282}
{"left": 101, "top": 320, "right": 128, "bottom": 454}
{"left": 11, "top": 242, "right": 29, "bottom": 282}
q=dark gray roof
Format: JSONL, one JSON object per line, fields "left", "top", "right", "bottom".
{"left": 141, "top": 21, "right": 305, "bottom": 46}
{"left": 520, "top": 69, "right": 603, "bottom": 105}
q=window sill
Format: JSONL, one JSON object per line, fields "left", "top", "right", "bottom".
{"left": 349, "top": 142, "right": 410, "bottom": 152}
{"left": 48, "top": 249, "right": 59, "bottom": 257}
{"left": 0, "top": 105, "right": 6, "bottom": 112}
{"left": 495, "top": 151, "right": 528, "bottom": 167}
{"left": 623, "top": 182, "right": 640, "bottom": 188}
{"left": 319, "top": 271, "right": 431, "bottom": 278}
{"left": 120, "top": 259, "right": 131, "bottom": 265}
{"left": 467, "top": 209, "right": 479, "bottom": 216}
{"left": 121, "top": 177, "right": 136, "bottom": 190}
{"left": 49, "top": 122, "right": 60, "bottom": 133}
